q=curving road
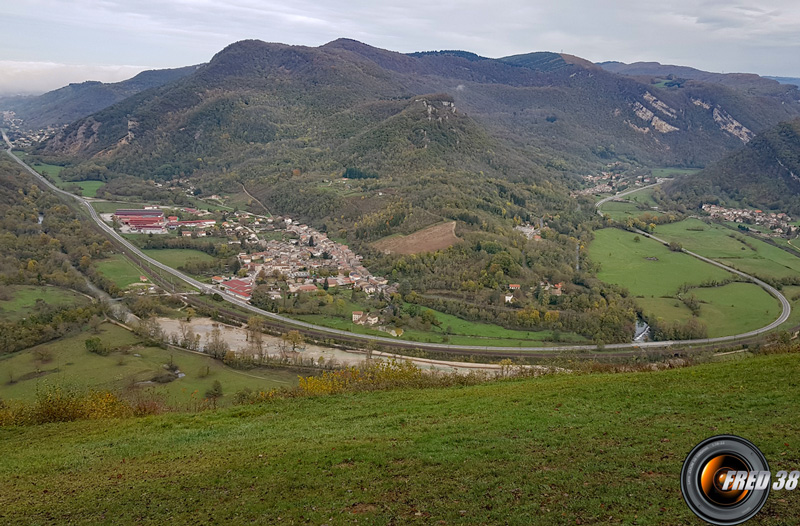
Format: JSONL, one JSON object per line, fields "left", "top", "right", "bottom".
{"left": 596, "top": 182, "right": 791, "bottom": 338}
{"left": 3, "top": 133, "right": 791, "bottom": 353}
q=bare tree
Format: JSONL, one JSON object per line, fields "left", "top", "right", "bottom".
{"left": 205, "top": 325, "right": 230, "bottom": 359}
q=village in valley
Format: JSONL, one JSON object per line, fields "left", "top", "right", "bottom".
{"left": 701, "top": 204, "right": 798, "bottom": 237}
{"left": 107, "top": 205, "right": 400, "bottom": 331}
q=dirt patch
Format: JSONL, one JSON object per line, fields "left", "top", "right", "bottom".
{"left": 372, "top": 221, "right": 459, "bottom": 255}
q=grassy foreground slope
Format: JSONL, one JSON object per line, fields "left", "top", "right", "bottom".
{"left": 2, "top": 353, "right": 799, "bottom": 524}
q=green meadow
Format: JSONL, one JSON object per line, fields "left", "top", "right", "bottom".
{"left": 590, "top": 228, "right": 731, "bottom": 297}
{"left": 598, "top": 200, "right": 647, "bottom": 221}
{"left": 655, "top": 219, "right": 800, "bottom": 281}
{"left": 96, "top": 254, "right": 146, "bottom": 289}
{"left": 589, "top": 228, "right": 781, "bottom": 335}
{"left": 2, "top": 351, "right": 799, "bottom": 524}
{"left": 0, "top": 286, "right": 89, "bottom": 321}
{"left": 0, "top": 323, "right": 298, "bottom": 407}
{"left": 27, "top": 161, "right": 103, "bottom": 197}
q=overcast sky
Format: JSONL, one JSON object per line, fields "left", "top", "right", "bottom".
{"left": 2, "top": 0, "right": 799, "bottom": 95}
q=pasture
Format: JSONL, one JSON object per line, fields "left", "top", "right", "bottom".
{"left": 95, "top": 254, "right": 145, "bottom": 289}
{"left": 589, "top": 228, "right": 732, "bottom": 297}
{"left": 0, "top": 323, "right": 298, "bottom": 407}
{"left": 0, "top": 286, "right": 89, "bottom": 321}
{"left": 589, "top": 228, "right": 781, "bottom": 336}
{"left": 3, "top": 352, "right": 800, "bottom": 524}
{"left": 655, "top": 219, "right": 800, "bottom": 280}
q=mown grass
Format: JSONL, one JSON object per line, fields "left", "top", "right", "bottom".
{"left": 0, "top": 285, "right": 89, "bottom": 321}
{"left": 71, "top": 180, "right": 104, "bottom": 198}
{"left": 91, "top": 201, "right": 151, "bottom": 214}
{"left": 0, "top": 323, "right": 298, "bottom": 407}
{"left": 1, "top": 351, "right": 799, "bottom": 524}
{"left": 651, "top": 167, "right": 702, "bottom": 178}
{"left": 27, "top": 161, "right": 102, "bottom": 196}
{"left": 95, "top": 254, "right": 145, "bottom": 289}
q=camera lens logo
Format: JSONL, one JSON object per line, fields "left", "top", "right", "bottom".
{"left": 681, "top": 435, "right": 770, "bottom": 525}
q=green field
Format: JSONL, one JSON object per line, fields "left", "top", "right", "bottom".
{"left": 590, "top": 228, "right": 732, "bottom": 297}
{"left": 2, "top": 351, "right": 799, "bottom": 524}
{"left": 638, "top": 283, "right": 780, "bottom": 337}
{"left": 96, "top": 254, "right": 145, "bottom": 288}
{"left": 29, "top": 160, "right": 65, "bottom": 179}
{"left": 141, "top": 248, "right": 216, "bottom": 268}
{"left": 597, "top": 200, "right": 647, "bottom": 221}
{"left": 294, "top": 297, "right": 586, "bottom": 347}
{"left": 625, "top": 186, "right": 658, "bottom": 207}
{"left": 655, "top": 218, "right": 800, "bottom": 280}
{"left": 0, "top": 323, "right": 298, "bottom": 407}
{"left": 589, "top": 228, "right": 784, "bottom": 335}
{"left": 91, "top": 201, "right": 152, "bottom": 214}
{"left": 650, "top": 167, "right": 702, "bottom": 178}
{"left": 0, "top": 286, "right": 89, "bottom": 321}
{"left": 26, "top": 161, "right": 103, "bottom": 197}
{"left": 71, "top": 180, "right": 104, "bottom": 198}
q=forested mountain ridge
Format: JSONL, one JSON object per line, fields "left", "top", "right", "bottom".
{"left": 0, "top": 64, "right": 200, "bottom": 129}
{"left": 41, "top": 39, "right": 800, "bottom": 180}
{"left": 666, "top": 118, "right": 800, "bottom": 214}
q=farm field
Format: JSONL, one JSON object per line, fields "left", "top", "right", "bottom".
{"left": 25, "top": 160, "right": 103, "bottom": 197}
{"left": 598, "top": 200, "right": 649, "bottom": 221}
{"left": 589, "top": 228, "right": 782, "bottom": 336}
{"left": 0, "top": 286, "right": 89, "bottom": 321}
{"left": 141, "top": 248, "right": 216, "bottom": 268}
{"left": 691, "top": 282, "right": 779, "bottom": 337}
{"left": 95, "top": 254, "right": 145, "bottom": 289}
{"left": 70, "top": 180, "right": 104, "bottom": 198}
{"left": 91, "top": 201, "right": 152, "bottom": 214}
{"left": 638, "top": 283, "right": 780, "bottom": 337}
{"left": 0, "top": 323, "right": 298, "bottom": 407}
{"left": 650, "top": 167, "right": 701, "bottom": 178}
{"left": 624, "top": 186, "right": 658, "bottom": 207}
{"left": 590, "top": 228, "right": 732, "bottom": 297}
{"left": 372, "top": 221, "right": 459, "bottom": 255}
{"left": 295, "top": 313, "right": 581, "bottom": 347}
{"left": 655, "top": 219, "right": 800, "bottom": 280}
{"left": 2, "top": 351, "right": 800, "bottom": 524}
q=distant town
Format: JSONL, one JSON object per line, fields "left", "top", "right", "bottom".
{"left": 702, "top": 204, "right": 798, "bottom": 237}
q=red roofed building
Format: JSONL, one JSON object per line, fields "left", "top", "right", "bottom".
{"left": 220, "top": 279, "right": 253, "bottom": 300}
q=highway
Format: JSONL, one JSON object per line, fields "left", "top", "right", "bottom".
{"left": 3, "top": 132, "right": 792, "bottom": 354}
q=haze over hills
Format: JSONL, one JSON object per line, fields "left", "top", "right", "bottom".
{"left": 667, "top": 118, "right": 800, "bottom": 214}
{"left": 0, "top": 65, "right": 201, "bottom": 129}
{"left": 598, "top": 60, "right": 799, "bottom": 97}
{"left": 767, "top": 76, "right": 800, "bottom": 88}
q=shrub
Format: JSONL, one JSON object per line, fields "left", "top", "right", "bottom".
{"left": 85, "top": 337, "right": 110, "bottom": 356}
